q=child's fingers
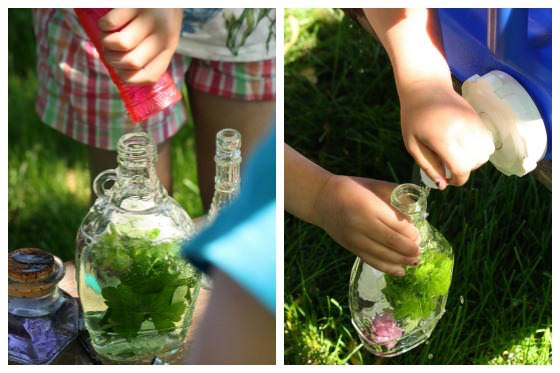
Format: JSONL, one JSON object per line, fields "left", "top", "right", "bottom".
{"left": 355, "top": 235, "right": 419, "bottom": 267}
{"left": 105, "top": 33, "right": 161, "bottom": 71}
{"left": 360, "top": 252, "right": 406, "bottom": 277}
{"left": 437, "top": 142, "right": 471, "bottom": 186}
{"left": 460, "top": 128, "right": 494, "bottom": 169}
{"left": 379, "top": 203, "right": 420, "bottom": 243}
{"left": 357, "top": 191, "right": 420, "bottom": 256}
{"left": 101, "top": 12, "right": 155, "bottom": 52}
{"left": 446, "top": 163, "right": 470, "bottom": 186}
{"left": 354, "top": 177, "right": 396, "bottom": 204}
{"left": 99, "top": 8, "right": 140, "bottom": 32}
{"left": 362, "top": 214, "right": 419, "bottom": 257}
{"left": 408, "top": 140, "right": 448, "bottom": 189}
{"left": 378, "top": 226, "right": 420, "bottom": 258}
{"left": 116, "top": 48, "right": 174, "bottom": 85}
{"left": 441, "top": 126, "right": 495, "bottom": 186}
{"left": 380, "top": 218, "right": 420, "bottom": 251}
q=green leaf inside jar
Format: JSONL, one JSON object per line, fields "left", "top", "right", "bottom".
{"left": 382, "top": 246, "right": 453, "bottom": 321}
{"left": 89, "top": 226, "right": 198, "bottom": 340}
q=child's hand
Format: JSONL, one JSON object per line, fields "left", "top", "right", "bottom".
{"left": 399, "top": 81, "right": 495, "bottom": 188}
{"left": 363, "top": 9, "right": 495, "bottom": 188}
{"left": 99, "top": 8, "right": 183, "bottom": 85}
{"left": 314, "top": 175, "right": 420, "bottom": 276}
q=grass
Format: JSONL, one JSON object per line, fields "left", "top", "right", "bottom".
{"left": 8, "top": 9, "right": 204, "bottom": 262}
{"left": 283, "top": 9, "right": 552, "bottom": 365}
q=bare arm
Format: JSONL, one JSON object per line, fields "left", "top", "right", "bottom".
{"left": 284, "top": 143, "right": 420, "bottom": 276}
{"left": 363, "top": 9, "right": 494, "bottom": 188}
{"left": 284, "top": 143, "right": 332, "bottom": 227}
{"left": 187, "top": 268, "right": 275, "bottom": 364}
{"left": 363, "top": 9, "right": 450, "bottom": 94}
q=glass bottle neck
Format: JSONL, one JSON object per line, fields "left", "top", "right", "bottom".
{"left": 390, "top": 183, "right": 429, "bottom": 222}
{"left": 111, "top": 133, "right": 166, "bottom": 208}
{"left": 208, "top": 129, "right": 242, "bottom": 220}
{"left": 214, "top": 129, "right": 242, "bottom": 193}
{"left": 390, "top": 183, "right": 431, "bottom": 250}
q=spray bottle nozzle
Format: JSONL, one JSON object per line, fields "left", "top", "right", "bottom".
{"left": 420, "top": 166, "right": 452, "bottom": 189}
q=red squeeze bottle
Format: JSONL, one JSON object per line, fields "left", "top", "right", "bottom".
{"left": 74, "top": 8, "right": 182, "bottom": 123}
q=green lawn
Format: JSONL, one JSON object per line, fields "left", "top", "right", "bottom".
{"left": 284, "top": 9, "right": 552, "bottom": 365}
{"left": 8, "top": 9, "right": 204, "bottom": 262}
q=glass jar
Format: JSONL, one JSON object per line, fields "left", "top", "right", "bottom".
{"left": 8, "top": 248, "right": 79, "bottom": 364}
{"left": 76, "top": 132, "right": 201, "bottom": 364}
{"left": 349, "top": 184, "right": 454, "bottom": 357}
{"left": 208, "top": 128, "right": 242, "bottom": 221}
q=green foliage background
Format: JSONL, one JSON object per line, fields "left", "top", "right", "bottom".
{"left": 283, "top": 9, "right": 552, "bottom": 365}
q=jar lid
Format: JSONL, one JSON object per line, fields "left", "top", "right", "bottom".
{"left": 462, "top": 70, "right": 547, "bottom": 176}
{"left": 8, "top": 248, "right": 65, "bottom": 298}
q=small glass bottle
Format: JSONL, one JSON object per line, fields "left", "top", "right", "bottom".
{"left": 76, "top": 132, "right": 200, "bottom": 364}
{"left": 200, "top": 128, "right": 242, "bottom": 289}
{"left": 8, "top": 248, "right": 80, "bottom": 364}
{"left": 208, "top": 128, "right": 242, "bottom": 221}
{"left": 349, "top": 184, "right": 454, "bottom": 357}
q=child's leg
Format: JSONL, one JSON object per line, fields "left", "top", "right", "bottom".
{"left": 33, "top": 9, "right": 191, "bottom": 205}
{"left": 88, "top": 147, "right": 117, "bottom": 205}
{"left": 186, "top": 59, "right": 275, "bottom": 210}
{"left": 88, "top": 138, "right": 174, "bottom": 204}
{"left": 188, "top": 91, "right": 274, "bottom": 209}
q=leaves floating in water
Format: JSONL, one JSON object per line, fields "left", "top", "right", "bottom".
{"left": 382, "top": 238, "right": 453, "bottom": 321}
{"left": 90, "top": 226, "right": 198, "bottom": 340}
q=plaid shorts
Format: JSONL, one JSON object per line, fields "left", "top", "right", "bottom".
{"left": 187, "top": 59, "right": 275, "bottom": 101}
{"left": 32, "top": 9, "right": 276, "bottom": 150}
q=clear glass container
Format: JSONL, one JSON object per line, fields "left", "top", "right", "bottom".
{"left": 349, "top": 184, "right": 454, "bottom": 357}
{"left": 75, "top": 132, "right": 201, "bottom": 364}
{"left": 8, "top": 248, "right": 79, "bottom": 364}
{"left": 208, "top": 128, "right": 242, "bottom": 221}
{"left": 200, "top": 128, "right": 242, "bottom": 289}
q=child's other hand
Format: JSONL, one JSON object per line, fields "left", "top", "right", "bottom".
{"left": 99, "top": 8, "right": 183, "bottom": 85}
{"left": 315, "top": 175, "right": 420, "bottom": 276}
{"left": 400, "top": 81, "right": 495, "bottom": 189}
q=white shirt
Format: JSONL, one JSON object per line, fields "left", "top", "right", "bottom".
{"left": 176, "top": 8, "right": 276, "bottom": 62}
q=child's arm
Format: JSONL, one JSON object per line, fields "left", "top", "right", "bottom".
{"left": 187, "top": 268, "right": 274, "bottom": 364}
{"left": 364, "top": 9, "right": 495, "bottom": 188}
{"left": 285, "top": 144, "right": 420, "bottom": 276}
{"left": 98, "top": 8, "right": 183, "bottom": 85}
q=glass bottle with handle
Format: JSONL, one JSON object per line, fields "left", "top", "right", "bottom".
{"left": 75, "top": 132, "right": 200, "bottom": 364}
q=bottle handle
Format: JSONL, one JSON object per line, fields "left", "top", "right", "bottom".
{"left": 93, "top": 169, "right": 117, "bottom": 199}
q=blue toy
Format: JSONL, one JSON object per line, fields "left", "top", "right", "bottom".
{"left": 438, "top": 8, "right": 551, "bottom": 160}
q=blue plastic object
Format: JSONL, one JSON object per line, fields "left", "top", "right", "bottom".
{"left": 182, "top": 127, "right": 276, "bottom": 314}
{"left": 438, "top": 8, "right": 551, "bottom": 159}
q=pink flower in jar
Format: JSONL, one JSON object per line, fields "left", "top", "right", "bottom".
{"left": 370, "top": 312, "right": 402, "bottom": 349}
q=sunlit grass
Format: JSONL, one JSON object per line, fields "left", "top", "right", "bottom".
{"left": 283, "top": 8, "right": 552, "bottom": 365}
